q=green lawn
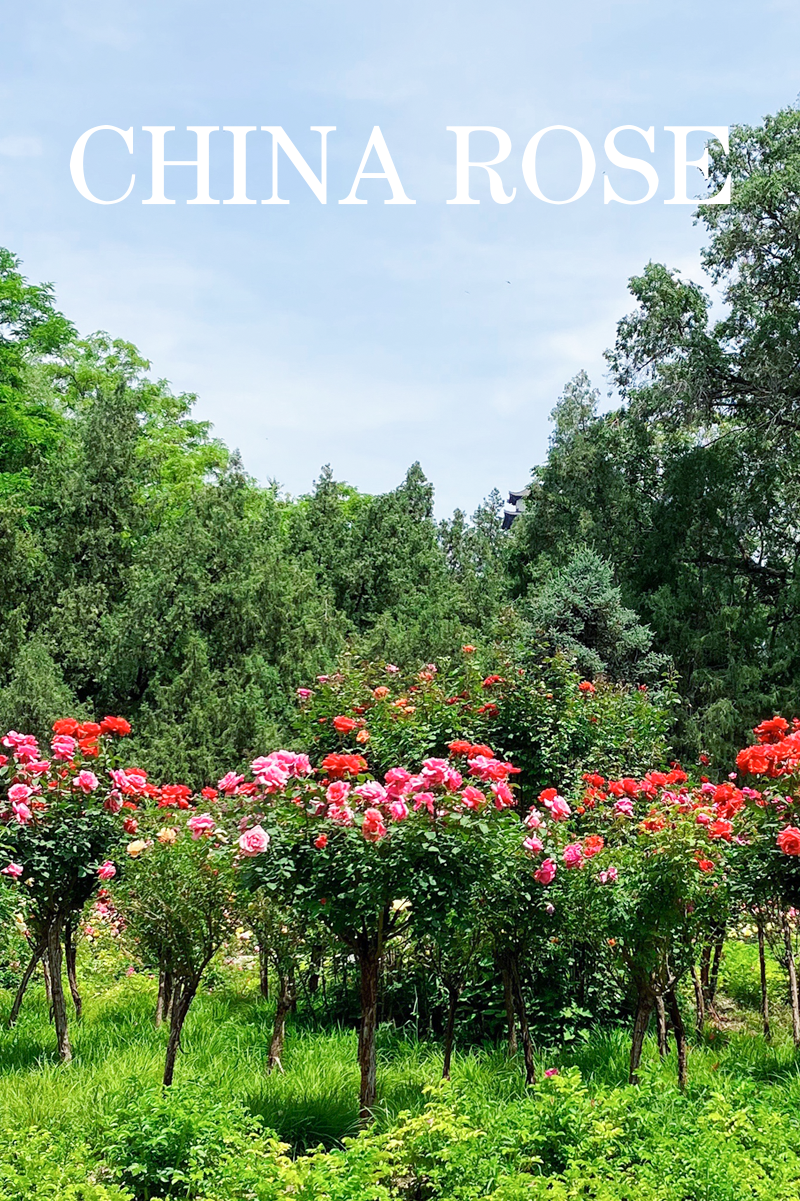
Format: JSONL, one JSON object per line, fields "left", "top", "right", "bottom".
{"left": 2, "top": 940, "right": 800, "bottom": 1200}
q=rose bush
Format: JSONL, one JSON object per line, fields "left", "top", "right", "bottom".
{"left": 0, "top": 716, "right": 134, "bottom": 1058}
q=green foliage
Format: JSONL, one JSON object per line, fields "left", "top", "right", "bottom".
{"left": 293, "top": 649, "right": 674, "bottom": 802}
{"left": 523, "top": 547, "right": 667, "bottom": 683}
{"left": 114, "top": 816, "right": 236, "bottom": 982}
{"left": 101, "top": 1085, "right": 293, "bottom": 1200}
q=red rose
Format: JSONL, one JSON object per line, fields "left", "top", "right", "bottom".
{"left": 333, "top": 715, "right": 358, "bottom": 734}
{"left": 777, "top": 826, "right": 800, "bottom": 856}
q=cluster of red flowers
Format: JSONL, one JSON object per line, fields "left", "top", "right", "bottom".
{"left": 736, "top": 716, "right": 800, "bottom": 777}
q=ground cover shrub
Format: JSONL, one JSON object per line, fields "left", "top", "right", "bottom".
{"left": 0, "top": 1126, "right": 133, "bottom": 1201}
{"left": 101, "top": 1085, "right": 297, "bottom": 1201}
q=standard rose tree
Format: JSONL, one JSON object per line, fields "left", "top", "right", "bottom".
{"left": 113, "top": 804, "right": 236, "bottom": 1086}
{"left": 230, "top": 744, "right": 522, "bottom": 1122}
{"left": 521, "top": 768, "right": 746, "bottom": 1088}
{"left": 732, "top": 716, "right": 800, "bottom": 1045}
{"left": 0, "top": 716, "right": 133, "bottom": 1059}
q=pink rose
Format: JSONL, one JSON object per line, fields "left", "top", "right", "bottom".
{"left": 544, "top": 794, "right": 571, "bottom": 821}
{"left": 217, "top": 772, "right": 244, "bottom": 795}
{"left": 524, "top": 808, "right": 543, "bottom": 829}
{"left": 238, "top": 824, "right": 270, "bottom": 856}
{"left": 389, "top": 799, "right": 409, "bottom": 821}
{"left": 597, "top": 867, "right": 618, "bottom": 884}
{"left": 328, "top": 803, "right": 354, "bottom": 826}
{"left": 385, "top": 664, "right": 400, "bottom": 674}
{"left": 327, "top": 780, "right": 351, "bottom": 804}
{"left": 523, "top": 835, "right": 543, "bottom": 854}
{"left": 614, "top": 798, "right": 634, "bottom": 818}
{"left": 7, "top": 783, "right": 31, "bottom": 804}
{"left": 51, "top": 735, "right": 77, "bottom": 761}
{"left": 460, "top": 786, "right": 485, "bottom": 811}
{"left": 362, "top": 807, "right": 388, "bottom": 842}
{"left": 296, "top": 688, "right": 313, "bottom": 700}
{"left": 1, "top": 862, "right": 23, "bottom": 879}
{"left": 562, "top": 842, "right": 584, "bottom": 869}
{"left": 492, "top": 781, "right": 514, "bottom": 809}
{"left": 314, "top": 833, "right": 328, "bottom": 849}
{"left": 353, "top": 781, "right": 388, "bottom": 804}
{"left": 534, "top": 858, "right": 557, "bottom": 885}
{"left": 11, "top": 801, "right": 32, "bottom": 825}
{"left": 420, "top": 758, "right": 451, "bottom": 787}
{"left": 544, "top": 1067, "right": 559, "bottom": 1077}
{"left": 74, "top": 770, "right": 99, "bottom": 794}
{"left": 97, "top": 860, "right": 116, "bottom": 880}
{"left": 413, "top": 792, "right": 435, "bottom": 815}
{"left": 187, "top": 812, "right": 216, "bottom": 839}
{"left": 384, "top": 767, "right": 412, "bottom": 798}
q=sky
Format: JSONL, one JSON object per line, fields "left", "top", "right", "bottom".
{"left": 0, "top": 0, "right": 798, "bottom": 516}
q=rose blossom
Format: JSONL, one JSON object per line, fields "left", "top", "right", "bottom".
{"left": 187, "top": 813, "right": 216, "bottom": 839}
{"left": 97, "top": 861, "right": 117, "bottom": 880}
{"left": 523, "top": 835, "right": 543, "bottom": 854}
{"left": 389, "top": 799, "right": 409, "bottom": 821}
{"left": 238, "top": 824, "right": 270, "bottom": 856}
{"left": 777, "top": 826, "right": 800, "bottom": 856}
{"left": 51, "top": 735, "right": 78, "bottom": 761}
{"left": 543, "top": 794, "right": 571, "bottom": 821}
{"left": 362, "top": 807, "right": 388, "bottom": 842}
{"left": 562, "top": 842, "right": 584, "bottom": 869}
{"left": 1, "top": 863, "right": 22, "bottom": 879}
{"left": 534, "top": 858, "right": 557, "bottom": 885}
{"left": 11, "top": 801, "right": 32, "bottom": 825}
{"left": 74, "top": 770, "right": 99, "bottom": 794}
{"left": 597, "top": 867, "right": 618, "bottom": 884}
{"left": 353, "top": 781, "right": 388, "bottom": 804}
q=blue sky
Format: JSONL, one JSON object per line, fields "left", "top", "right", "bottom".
{"left": 0, "top": 0, "right": 798, "bottom": 515}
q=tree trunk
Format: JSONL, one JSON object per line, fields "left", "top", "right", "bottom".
{"left": 665, "top": 988, "right": 688, "bottom": 1090}
{"left": 155, "top": 968, "right": 174, "bottom": 1027}
{"left": 502, "top": 965, "right": 518, "bottom": 1057}
{"left": 64, "top": 920, "right": 82, "bottom": 1021}
{"left": 267, "top": 967, "right": 296, "bottom": 1074}
{"left": 8, "top": 939, "right": 45, "bottom": 1027}
{"left": 781, "top": 911, "right": 800, "bottom": 1047}
{"left": 442, "top": 985, "right": 460, "bottom": 1080}
{"left": 258, "top": 947, "right": 270, "bottom": 1000}
{"left": 42, "top": 954, "right": 53, "bottom": 1008}
{"left": 46, "top": 914, "right": 72, "bottom": 1062}
{"left": 509, "top": 956, "right": 535, "bottom": 1085}
{"left": 655, "top": 994, "right": 669, "bottom": 1057}
{"left": 163, "top": 979, "right": 197, "bottom": 1087}
{"left": 357, "top": 943, "right": 381, "bottom": 1122}
{"left": 308, "top": 943, "right": 324, "bottom": 994}
{"left": 629, "top": 986, "right": 654, "bottom": 1084}
{"left": 757, "top": 918, "right": 771, "bottom": 1042}
{"left": 708, "top": 935, "right": 724, "bottom": 1005}
{"left": 699, "top": 941, "right": 711, "bottom": 996}
{"left": 690, "top": 963, "right": 705, "bottom": 1039}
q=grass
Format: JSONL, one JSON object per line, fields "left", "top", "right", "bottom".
{"left": 2, "top": 937, "right": 800, "bottom": 1198}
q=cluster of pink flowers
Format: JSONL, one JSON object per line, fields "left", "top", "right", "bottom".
{"left": 0, "top": 718, "right": 135, "bottom": 884}
{"left": 227, "top": 744, "right": 521, "bottom": 852}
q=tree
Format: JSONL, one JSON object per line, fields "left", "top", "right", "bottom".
{"left": 524, "top": 547, "right": 666, "bottom": 683}
{"left": 116, "top": 806, "right": 236, "bottom": 1086}
{"left": 233, "top": 744, "right": 520, "bottom": 1122}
